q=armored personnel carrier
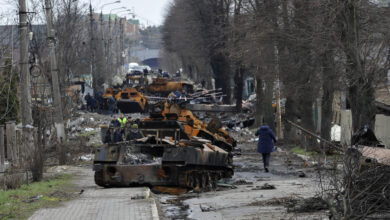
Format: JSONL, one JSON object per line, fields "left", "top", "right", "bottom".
{"left": 93, "top": 120, "right": 233, "bottom": 189}
{"left": 101, "top": 88, "right": 120, "bottom": 110}
{"left": 115, "top": 87, "right": 148, "bottom": 113}
{"left": 147, "top": 77, "right": 193, "bottom": 95}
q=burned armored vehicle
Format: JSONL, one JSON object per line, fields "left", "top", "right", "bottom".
{"left": 115, "top": 87, "right": 148, "bottom": 113}
{"left": 147, "top": 77, "right": 193, "bottom": 95}
{"left": 93, "top": 120, "right": 233, "bottom": 189}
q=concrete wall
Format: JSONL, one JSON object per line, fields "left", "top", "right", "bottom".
{"left": 375, "top": 114, "right": 390, "bottom": 148}
{"left": 340, "top": 111, "right": 390, "bottom": 148}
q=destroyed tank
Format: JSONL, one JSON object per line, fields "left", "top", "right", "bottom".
{"left": 102, "top": 88, "right": 120, "bottom": 109}
{"left": 115, "top": 87, "right": 148, "bottom": 113}
{"left": 93, "top": 120, "right": 233, "bottom": 189}
{"left": 147, "top": 77, "right": 193, "bottom": 95}
{"left": 147, "top": 102, "right": 236, "bottom": 152}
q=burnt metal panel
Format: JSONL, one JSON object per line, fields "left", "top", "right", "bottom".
{"left": 162, "top": 147, "right": 229, "bottom": 167}
{"left": 102, "top": 164, "right": 178, "bottom": 186}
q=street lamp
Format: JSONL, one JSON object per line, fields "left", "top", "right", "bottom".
{"left": 125, "top": 12, "right": 136, "bottom": 19}
{"left": 100, "top": 0, "right": 120, "bottom": 11}
{"left": 116, "top": 9, "right": 132, "bottom": 16}
{"left": 110, "top": 7, "right": 126, "bottom": 15}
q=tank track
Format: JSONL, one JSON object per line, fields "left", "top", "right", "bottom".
{"left": 94, "top": 171, "right": 106, "bottom": 187}
{"left": 179, "top": 170, "right": 228, "bottom": 190}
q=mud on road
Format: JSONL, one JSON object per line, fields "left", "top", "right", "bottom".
{"left": 156, "top": 142, "right": 330, "bottom": 220}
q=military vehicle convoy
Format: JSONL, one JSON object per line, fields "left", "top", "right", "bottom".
{"left": 93, "top": 120, "right": 233, "bottom": 189}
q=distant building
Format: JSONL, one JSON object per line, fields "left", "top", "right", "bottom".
{"left": 91, "top": 13, "right": 140, "bottom": 38}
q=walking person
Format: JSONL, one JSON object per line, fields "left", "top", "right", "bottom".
{"left": 107, "top": 96, "right": 116, "bottom": 116}
{"left": 84, "top": 92, "right": 92, "bottom": 111}
{"left": 90, "top": 96, "right": 97, "bottom": 112}
{"left": 255, "top": 123, "right": 277, "bottom": 172}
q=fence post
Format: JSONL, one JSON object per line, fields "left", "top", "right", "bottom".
{"left": 16, "top": 129, "right": 23, "bottom": 169}
{"left": 0, "top": 125, "right": 4, "bottom": 171}
{"left": 6, "top": 121, "right": 17, "bottom": 167}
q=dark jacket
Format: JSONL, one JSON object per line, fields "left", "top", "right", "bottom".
{"left": 113, "top": 130, "right": 123, "bottom": 142}
{"left": 85, "top": 94, "right": 91, "bottom": 105}
{"left": 103, "top": 130, "right": 113, "bottom": 143}
{"left": 255, "top": 125, "right": 277, "bottom": 154}
{"left": 128, "top": 129, "right": 142, "bottom": 140}
{"left": 104, "top": 130, "right": 123, "bottom": 143}
{"left": 107, "top": 96, "right": 116, "bottom": 105}
{"left": 110, "top": 119, "right": 120, "bottom": 128}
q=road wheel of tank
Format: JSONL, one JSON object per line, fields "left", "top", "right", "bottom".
{"left": 206, "top": 173, "right": 213, "bottom": 189}
{"left": 201, "top": 173, "right": 208, "bottom": 189}
{"left": 211, "top": 173, "right": 218, "bottom": 189}
{"left": 187, "top": 173, "right": 194, "bottom": 188}
{"left": 143, "top": 102, "right": 149, "bottom": 113}
{"left": 94, "top": 171, "right": 106, "bottom": 187}
{"left": 178, "top": 173, "right": 187, "bottom": 188}
{"left": 194, "top": 173, "right": 201, "bottom": 191}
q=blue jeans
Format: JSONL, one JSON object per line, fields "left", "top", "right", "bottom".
{"left": 262, "top": 153, "right": 271, "bottom": 168}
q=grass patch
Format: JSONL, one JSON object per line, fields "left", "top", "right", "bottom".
{"left": 90, "top": 142, "right": 101, "bottom": 148}
{"left": 0, "top": 174, "right": 75, "bottom": 220}
{"left": 291, "top": 147, "right": 317, "bottom": 156}
{"left": 78, "top": 130, "right": 97, "bottom": 137}
{"left": 291, "top": 146, "right": 341, "bottom": 161}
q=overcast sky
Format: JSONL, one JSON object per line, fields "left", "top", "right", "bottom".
{"left": 89, "top": 0, "right": 173, "bottom": 26}
{"left": 0, "top": 0, "right": 173, "bottom": 26}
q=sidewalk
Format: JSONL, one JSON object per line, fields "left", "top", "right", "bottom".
{"left": 29, "top": 167, "right": 159, "bottom": 220}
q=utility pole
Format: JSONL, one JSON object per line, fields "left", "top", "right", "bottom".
{"left": 18, "top": 0, "right": 33, "bottom": 126}
{"left": 19, "top": 0, "right": 35, "bottom": 171}
{"left": 44, "top": 0, "right": 66, "bottom": 144}
{"left": 89, "top": 3, "right": 97, "bottom": 92}
{"left": 120, "top": 17, "right": 124, "bottom": 69}
{"left": 99, "top": 12, "right": 106, "bottom": 84}
{"left": 108, "top": 15, "right": 112, "bottom": 85}
{"left": 115, "top": 18, "right": 119, "bottom": 75}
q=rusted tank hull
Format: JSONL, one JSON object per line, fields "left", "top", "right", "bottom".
{"left": 148, "top": 82, "right": 193, "bottom": 94}
{"left": 93, "top": 144, "right": 233, "bottom": 188}
{"left": 163, "top": 146, "right": 230, "bottom": 168}
{"left": 94, "top": 164, "right": 177, "bottom": 187}
{"left": 93, "top": 120, "right": 234, "bottom": 191}
{"left": 117, "top": 99, "right": 145, "bottom": 113}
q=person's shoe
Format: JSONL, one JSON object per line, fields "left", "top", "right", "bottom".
{"left": 264, "top": 167, "right": 269, "bottom": 173}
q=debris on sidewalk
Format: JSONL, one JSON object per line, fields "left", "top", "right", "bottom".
{"left": 287, "top": 197, "right": 328, "bottom": 213}
{"left": 200, "top": 204, "right": 216, "bottom": 212}
{"left": 252, "top": 183, "right": 276, "bottom": 190}
{"left": 233, "top": 179, "right": 253, "bottom": 185}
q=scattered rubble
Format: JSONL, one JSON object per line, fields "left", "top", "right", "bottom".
{"left": 297, "top": 170, "right": 306, "bottom": 178}
{"left": 286, "top": 197, "right": 328, "bottom": 213}
{"left": 23, "top": 195, "right": 43, "bottom": 203}
{"left": 78, "top": 154, "right": 94, "bottom": 162}
{"left": 199, "top": 204, "right": 216, "bottom": 212}
{"left": 232, "top": 179, "right": 253, "bottom": 185}
{"left": 252, "top": 183, "right": 276, "bottom": 190}
{"left": 250, "top": 196, "right": 298, "bottom": 207}
{"left": 46, "top": 166, "right": 70, "bottom": 173}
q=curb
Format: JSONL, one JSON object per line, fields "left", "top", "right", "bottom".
{"left": 144, "top": 187, "right": 159, "bottom": 220}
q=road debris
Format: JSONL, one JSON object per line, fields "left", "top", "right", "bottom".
{"left": 252, "top": 183, "right": 276, "bottom": 190}
{"left": 287, "top": 197, "right": 328, "bottom": 213}
{"left": 199, "top": 204, "right": 216, "bottom": 212}
{"left": 23, "top": 195, "right": 43, "bottom": 203}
